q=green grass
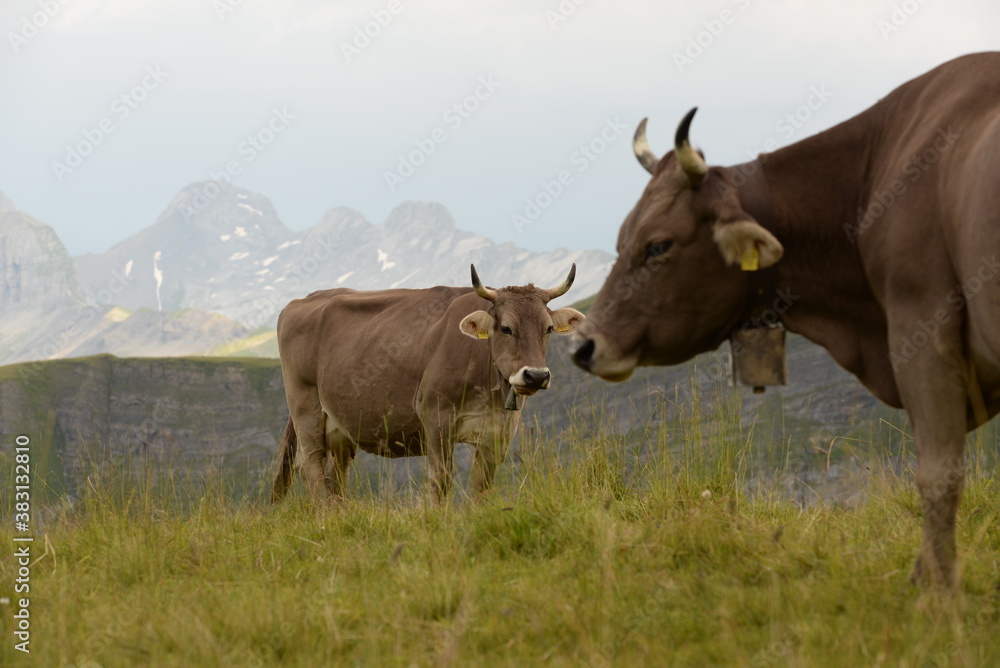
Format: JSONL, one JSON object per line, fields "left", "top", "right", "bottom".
{"left": 1, "top": 409, "right": 998, "bottom": 667}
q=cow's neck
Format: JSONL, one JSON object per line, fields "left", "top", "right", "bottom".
{"left": 730, "top": 114, "right": 902, "bottom": 406}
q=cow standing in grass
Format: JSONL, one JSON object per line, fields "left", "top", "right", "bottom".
{"left": 270, "top": 265, "right": 585, "bottom": 504}
{"left": 572, "top": 53, "right": 1000, "bottom": 586}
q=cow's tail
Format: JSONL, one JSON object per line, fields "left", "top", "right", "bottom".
{"left": 270, "top": 416, "right": 297, "bottom": 504}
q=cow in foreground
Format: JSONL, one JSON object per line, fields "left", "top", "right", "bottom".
{"left": 571, "top": 53, "right": 1000, "bottom": 586}
{"left": 270, "top": 265, "right": 585, "bottom": 504}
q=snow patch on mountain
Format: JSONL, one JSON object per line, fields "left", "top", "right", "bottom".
{"left": 391, "top": 270, "right": 419, "bottom": 288}
{"left": 152, "top": 251, "right": 164, "bottom": 311}
{"left": 377, "top": 248, "right": 396, "bottom": 271}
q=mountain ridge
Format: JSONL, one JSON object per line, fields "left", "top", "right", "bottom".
{"left": 0, "top": 183, "right": 613, "bottom": 365}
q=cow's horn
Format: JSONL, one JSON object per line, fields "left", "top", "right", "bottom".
{"left": 544, "top": 264, "right": 576, "bottom": 302}
{"left": 674, "top": 107, "right": 708, "bottom": 185}
{"left": 633, "top": 118, "right": 659, "bottom": 175}
{"left": 470, "top": 264, "right": 498, "bottom": 302}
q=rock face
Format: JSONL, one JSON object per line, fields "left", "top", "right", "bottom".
{"left": 73, "top": 183, "right": 614, "bottom": 326}
{"left": 0, "top": 355, "right": 288, "bottom": 497}
{"left": 0, "top": 203, "right": 81, "bottom": 313}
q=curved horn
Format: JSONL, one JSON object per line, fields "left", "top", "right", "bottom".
{"left": 674, "top": 107, "right": 708, "bottom": 185}
{"left": 545, "top": 264, "right": 576, "bottom": 302}
{"left": 470, "top": 264, "right": 498, "bottom": 302}
{"left": 633, "top": 118, "right": 659, "bottom": 175}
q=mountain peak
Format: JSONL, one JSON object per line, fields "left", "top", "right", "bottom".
{"left": 155, "top": 182, "right": 290, "bottom": 238}
{"left": 383, "top": 201, "right": 456, "bottom": 235}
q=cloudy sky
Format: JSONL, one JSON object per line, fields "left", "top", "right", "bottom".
{"left": 1, "top": 0, "right": 997, "bottom": 256}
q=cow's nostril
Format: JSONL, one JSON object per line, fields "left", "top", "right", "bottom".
{"left": 572, "top": 339, "right": 595, "bottom": 369}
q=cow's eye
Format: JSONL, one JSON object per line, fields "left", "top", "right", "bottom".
{"left": 500, "top": 325, "right": 513, "bottom": 336}
{"left": 545, "top": 325, "right": 554, "bottom": 335}
{"left": 645, "top": 240, "right": 673, "bottom": 260}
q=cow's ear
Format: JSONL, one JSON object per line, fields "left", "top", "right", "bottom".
{"left": 713, "top": 220, "right": 783, "bottom": 270}
{"left": 460, "top": 310, "right": 495, "bottom": 340}
{"left": 551, "top": 308, "right": 586, "bottom": 335}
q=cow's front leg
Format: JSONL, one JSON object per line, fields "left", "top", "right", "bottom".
{"left": 422, "top": 418, "right": 455, "bottom": 503}
{"left": 470, "top": 433, "right": 510, "bottom": 499}
{"left": 891, "top": 319, "right": 969, "bottom": 587}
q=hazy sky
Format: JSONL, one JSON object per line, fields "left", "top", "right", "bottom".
{"left": 2, "top": 0, "right": 997, "bottom": 256}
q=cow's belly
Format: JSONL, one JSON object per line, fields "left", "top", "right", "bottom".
{"left": 357, "top": 434, "right": 425, "bottom": 458}
{"left": 319, "top": 395, "right": 425, "bottom": 457}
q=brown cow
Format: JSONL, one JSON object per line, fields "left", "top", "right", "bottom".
{"left": 270, "top": 265, "right": 585, "bottom": 504}
{"left": 572, "top": 53, "right": 1000, "bottom": 586}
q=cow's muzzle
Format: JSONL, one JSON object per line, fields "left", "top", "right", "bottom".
{"left": 570, "top": 332, "right": 637, "bottom": 382}
{"left": 510, "top": 366, "right": 551, "bottom": 394}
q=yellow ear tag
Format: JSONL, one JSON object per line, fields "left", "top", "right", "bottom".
{"left": 741, "top": 246, "right": 760, "bottom": 271}
{"left": 555, "top": 324, "right": 570, "bottom": 333}
{"left": 477, "top": 331, "right": 489, "bottom": 339}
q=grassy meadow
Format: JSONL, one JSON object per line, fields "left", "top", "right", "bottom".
{"left": 1, "top": 390, "right": 999, "bottom": 667}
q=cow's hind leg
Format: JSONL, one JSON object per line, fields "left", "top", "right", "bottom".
{"left": 286, "top": 384, "right": 328, "bottom": 503}
{"left": 322, "top": 422, "right": 356, "bottom": 499}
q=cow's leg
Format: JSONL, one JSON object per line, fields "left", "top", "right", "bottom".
{"left": 422, "top": 414, "right": 455, "bottom": 504}
{"left": 323, "top": 437, "right": 355, "bottom": 499}
{"left": 286, "top": 385, "right": 328, "bottom": 502}
{"left": 891, "top": 321, "right": 968, "bottom": 587}
{"left": 469, "top": 436, "right": 509, "bottom": 498}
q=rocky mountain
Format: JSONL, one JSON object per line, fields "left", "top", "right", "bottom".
{"left": 0, "top": 194, "right": 272, "bottom": 365}
{"left": 0, "top": 191, "right": 81, "bottom": 313}
{"left": 0, "top": 185, "right": 612, "bottom": 365}
{"left": 74, "top": 183, "right": 615, "bottom": 327}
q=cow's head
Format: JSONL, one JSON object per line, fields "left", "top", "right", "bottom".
{"left": 460, "top": 265, "right": 586, "bottom": 395}
{"left": 571, "top": 108, "right": 783, "bottom": 381}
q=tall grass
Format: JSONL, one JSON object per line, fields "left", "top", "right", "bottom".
{"left": 1, "top": 388, "right": 998, "bottom": 667}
